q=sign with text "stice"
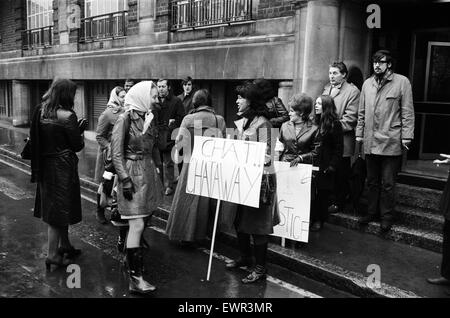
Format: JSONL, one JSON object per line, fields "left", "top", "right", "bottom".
{"left": 186, "top": 136, "right": 267, "bottom": 208}
{"left": 273, "top": 162, "right": 313, "bottom": 243}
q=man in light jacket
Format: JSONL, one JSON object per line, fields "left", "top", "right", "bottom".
{"left": 356, "top": 50, "right": 415, "bottom": 231}
{"left": 322, "top": 61, "right": 360, "bottom": 214}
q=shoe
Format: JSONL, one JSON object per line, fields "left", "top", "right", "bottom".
{"left": 328, "top": 204, "right": 339, "bottom": 214}
{"left": 45, "top": 255, "right": 71, "bottom": 271}
{"left": 117, "top": 236, "right": 126, "bottom": 253}
{"left": 165, "top": 187, "right": 174, "bottom": 196}
{"left": 310, "top": 221, "right": 323, "bottom": 232}
{"left": 58, "top": 246, "right": 82, "bottom": 259}
{"left": 427, "top": 277, "right": 450, "bottom": 285}
{"left": 226, "top": 257, "right": 253, "bottom": 269}
{"left": 359, "top": 214, "right": 376, "bottom": 225}
{"left": 241, "top": 265, "right": 267, "bottom": 284}
{"left": 96, "top": 210, "right": 108, "bottom": 225}
{"left": 380, "top": 220, "right": 392, "bottom": 232}
{"left": 127, "top": 248, "right": 156, "bottom": 294}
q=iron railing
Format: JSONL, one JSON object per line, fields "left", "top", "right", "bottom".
{"left": 22, "top": 26, "right": 53, "bottom": 50}
{"left": 80, "top": 11, "right": 128, "bottom": 42}
{"left": 170, "top": 0, "right": 253, "bottom": 30}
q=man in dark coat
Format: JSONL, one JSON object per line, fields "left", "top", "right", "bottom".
{"left": 156, "top": 79, "right": 185, "bottom": 195}
{"left": 177, "top": 76, "right": 195, "bottom": 115}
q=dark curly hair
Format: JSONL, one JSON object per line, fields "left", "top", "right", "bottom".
{"left": 253, "top": 78, "right": 276, "bottom": 103}
{"left": 236, "top": 82, "right": 267, "bottom": 116}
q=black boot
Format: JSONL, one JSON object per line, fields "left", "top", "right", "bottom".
{"left": 242, "top": 243, "right": 268, "bottom": 284}
{"left": 96, "top": 193, "right": 108, "bottom": 224}
{"left": 126, "top": 248, "right": 156, "bottom": 294}
{"left": 117, "top": 227, "right": 128, "bottom": 253}
{"left": 226, "top": 233, "right": 253, "bottom": 269}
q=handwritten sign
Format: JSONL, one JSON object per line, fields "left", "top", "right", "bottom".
{"left": 273, "top": 161, "right": 313, "bottom": 243}
{"left": 186, "top": 136, "right": 267, "bottom": 208}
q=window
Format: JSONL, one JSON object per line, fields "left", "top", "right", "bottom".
{"left": 425, "top": 42, "right": 450, "bottom": 103}
{"left": 85, "top": 0, "right": 128, "bottom": 18}
{"left": 27, "top": 0, "right": 53, "bottom": 30}
{"left": 0, "top": 81, "right": 11, "bottom": 118}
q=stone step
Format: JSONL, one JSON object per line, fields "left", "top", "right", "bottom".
{"left": 395, "top": 205, "right": 445, "bottom": 233}
{"left": 396, "top": 183, "right": 443, "bottom": 213}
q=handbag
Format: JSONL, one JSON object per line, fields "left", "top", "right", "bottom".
{"left": 260, "top": 173, "right": 276, "bottom": 206}
{"left": 21, "top": 137, "right": 32, "bottom": 160}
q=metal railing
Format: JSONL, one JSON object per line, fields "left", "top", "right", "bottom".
{"left": 170, "top": 0, "right": 253, "bottom": 30}
{"left": 80, "top": 11, "right": 128, "bottom": 42}
{"left": 22, "top": 26, "right": 53, "bottom": 50}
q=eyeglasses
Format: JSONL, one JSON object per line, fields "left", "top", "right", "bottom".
{"left": 373, "top": 60, "right": 388, "bottom": 65}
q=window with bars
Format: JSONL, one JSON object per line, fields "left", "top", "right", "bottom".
{"left": 81, "top": 0, "right": 129, "bottom": 42}
{"left": 23, "top": 0, "right": 54, "bottom": 49}
{"left": 170, "top": 0, "right": 253, "bottom": 31}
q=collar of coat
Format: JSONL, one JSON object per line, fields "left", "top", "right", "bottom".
{"left": 324, "top": 80, "right": 348, "bottom": 97}
{"left": 191, "top": 105, "right": 215, "bottom": 114}
{"left": 371, "top": 70, "right": 394, "bottom": 88}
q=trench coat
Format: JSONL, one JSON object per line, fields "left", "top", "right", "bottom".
{"left": 220, "top": 115, "right": 280, "bottom": 235}
{"left": 94, "top": 106, "right": 124, "bottom": 182}
{"left": 33, "top": 108, "right": 84, "bottom": 226}
{"left": 356, "top": 72, "right": 415, "bottom": 156}
{"left": 110, "top": 110, "right": 164, "bottom": 218}
{"left": 441, "top": 171, "right": 450, "bottom": 221}
{"left": 322, "top": 80, "right": 359, "bottom": 157}
{"left": 165, "top": 106, "right": 227, "bottom": 241}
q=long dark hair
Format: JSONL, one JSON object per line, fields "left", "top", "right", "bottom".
{"left": 41, "top": 79, "right": 77, "bottom": 119}
{"left": 316, "top": 95, "right": 339, "bottom": 136}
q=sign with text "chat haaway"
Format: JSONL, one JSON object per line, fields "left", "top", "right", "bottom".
{"left": 273, "top": 162, "right": 313, "bottom": 243}
{"left": 186, "top": 136, "right": 267, "bottom": 208}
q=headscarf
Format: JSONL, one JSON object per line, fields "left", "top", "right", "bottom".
{"left": 107, "top": 87, "right": 124, "bottom": 110}
{"left": 124, "top": 81, "right": 157, "bottom": 135}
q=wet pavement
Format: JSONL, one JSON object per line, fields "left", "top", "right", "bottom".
{"left": 0, "top": 160, "right": 354, "bottom": 298}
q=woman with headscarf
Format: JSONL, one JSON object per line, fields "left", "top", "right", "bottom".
{"left": 165, "top": 89, "right": 226, "bottom": 245}
{"left": 222, "top": 82, "right": 279, "bottom": 284}
{"left": 94, "top": 86, "right": 126, "bottom": 224}
{"left": 111, "top": 81, "right": 163, "bottom": 294}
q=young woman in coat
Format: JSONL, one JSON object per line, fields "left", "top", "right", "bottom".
{"left": 94, "top": 86, "right": 126, "bottom": 224}
{"left": 222, "top": 82, "right": 279, "bottom": 284}
{"left": 311, "top": 95, "right": 343, "bottom": 231}
{"left": 166, "top": 89, "right": 226, "bottom": 244}
{"left": 31, "top": 79, "right": 86, "bottom": 270}
{"left": 111, "top": 81, "right": 164, "bottom": 294}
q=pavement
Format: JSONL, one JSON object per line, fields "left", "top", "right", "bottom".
{"left": 0, "top": 120, "right": 449, "bottom": 298}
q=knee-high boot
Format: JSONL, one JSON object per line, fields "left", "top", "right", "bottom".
{"left": 126, "top": 248, "right": 156, "bottom": 294}
{"left": 242, "top": 243, "right": 268, "bottom": 284}
{"left": 96, "top": 193, "right": 108, "bottom": 224}
{"left": 226, "top": 232, "right": 253, "bottom": 269}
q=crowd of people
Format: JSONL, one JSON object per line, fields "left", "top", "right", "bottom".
{"left": 26, "top": 49, "right": 450, "bottom": 295}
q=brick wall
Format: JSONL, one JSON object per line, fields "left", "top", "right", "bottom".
{"left": 0, "top": 0, "right": 26, "bottom": 52}
{"left": 154, "top": 0, "right": 169, "bottom": 33}
{"left": 127, "top": 0, "right": 139, "bottom": 36}
{"left": 257, "top": 0, "right": 295, "bottom": 19}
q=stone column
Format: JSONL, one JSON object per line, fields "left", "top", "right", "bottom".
{"left": 293, "top": 0, "right": 341, "bottom": 98}
{"left": 12, "top": 80, "right": 31, "bottom": 127}
{"left": 278, "top": 81, "right": 293, "bottom": 108}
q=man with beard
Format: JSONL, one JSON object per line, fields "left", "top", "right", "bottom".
{"left": 356, "top": 50, "right": 415, "bottom": 231}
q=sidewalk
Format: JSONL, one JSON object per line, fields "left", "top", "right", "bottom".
{"left": 0, "top": 121, "right": 448, "bottom": 298}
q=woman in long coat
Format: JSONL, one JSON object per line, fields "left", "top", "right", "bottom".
{"left": 31, "top": 79, "right": 86, "bottom": 270}
{"left": 94, "top": 86, "right": 126, "bottom": 224}
{"left": 221, "top": 82, "right": 279, "bottom": 284}
{"left": 111, "top": 81, "right": 163, "bottom": 294}
{"left": 166, "top": 89, "right": 226, "bottom": 244}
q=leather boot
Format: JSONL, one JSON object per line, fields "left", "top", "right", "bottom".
{"left": 96, "top": 193, "right": 108, "bottom": 224}
{"left": 126, "top": 248, "right": 156, "bottom": 294}
{"left": 117, "top": 227, "right": 128, "bottom": 253}
{"left": 242, "top": 243, "right": 268, "bottom": 284}
{"left": 226, "top": 233, "right": 253, "bottom": 269}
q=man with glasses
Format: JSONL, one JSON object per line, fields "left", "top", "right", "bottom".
{"left": 356, "top": 50, "right": 415, "bottom": 231}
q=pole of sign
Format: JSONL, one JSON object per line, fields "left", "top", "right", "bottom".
{"left": 206, "top": 199, "right": 221, "bottom": 281}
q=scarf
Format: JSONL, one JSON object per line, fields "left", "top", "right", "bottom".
{"left": 124, "top": 81, "right": 157, "bottom": 135}
{"left": 107, "top": 87, "right": 123, "bottom": 111}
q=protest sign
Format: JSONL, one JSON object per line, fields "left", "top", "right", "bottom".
{"left": 273, "top": 161, "right": 313, "bottom": 243}
{"left": 186, "top": 136, "right": 267, "bottom": 208}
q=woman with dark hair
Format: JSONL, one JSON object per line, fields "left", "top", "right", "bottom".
{"left": 30, "top": 78, "right": 86, "bottom": 270}
{"left": 253, "top": 78, "right": 289, "bottom": 128}
{"left": 94, "top": 86, "right": 126, "bottom": 225}
{"left": 311, "top": 95, "right": 343, "bottom": 231}
{"left": 276, "top": 93, "right": 319, "bottom": 166}
{"left": 166, "top": 89, "right": 226, "bottom": 245}
{"left": 111, "top": 81, "right": 163, "bottom": 294}
{"left": 222, "top": 82, "right": 279, "bottom": 284}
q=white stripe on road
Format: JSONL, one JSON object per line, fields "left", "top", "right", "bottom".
{"left": 0, "top": 176, "right": 34, "bottom": 200}
{"left": 150, "top": 226, "right": 322, "bottom": 298}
